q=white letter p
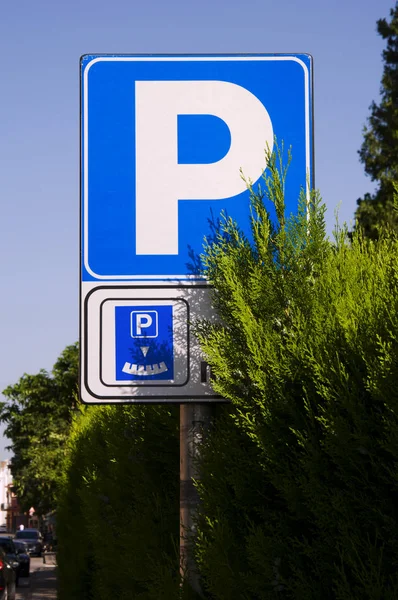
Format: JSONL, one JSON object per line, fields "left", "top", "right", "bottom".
{"left": 135, "top": 80, "right": 273, "bottom": 255}
{"left": 136, "top": 313, "right": 152, "bottom": 336}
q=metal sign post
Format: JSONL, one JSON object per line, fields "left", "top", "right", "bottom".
{"left": 80, "top": 53, "right": 313, "bottom": 593}
{"left": 180, "top": 404, "right": 213, "bottom": 594}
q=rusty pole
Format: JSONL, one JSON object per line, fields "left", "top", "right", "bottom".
{"left": 180, "top": 403, "right": 213, "bottom": 595}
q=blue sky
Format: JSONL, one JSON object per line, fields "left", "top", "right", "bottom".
{"left": 0, "top": 0, "right": 393, "bottom": 458}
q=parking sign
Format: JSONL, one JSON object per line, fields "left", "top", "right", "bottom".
{"left": 80, "top": 54, "right": 314, "bottom": 402}
{"left": 115, "top": 306, "right": 173, "bottom": 381}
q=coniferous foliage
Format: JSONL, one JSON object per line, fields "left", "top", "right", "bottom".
{"left": 194, "top": 147, "right": 398, "bottom": 599}
{"left": 56, "top": 404, "right": 181, "bottom": 600}
{"left": 355, "top": 2, "right": 398, "bottom": 237}
{"left": 0, "top": 343, "right": 78, "bottom": 515}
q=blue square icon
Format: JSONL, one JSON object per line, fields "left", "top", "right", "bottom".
{"left": 115, "top": 305, "right": 174, "bottom": 381}
{"left": 131, "top": 310, "right": 158, "bottom": 338}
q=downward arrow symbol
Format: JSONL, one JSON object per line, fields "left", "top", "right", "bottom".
{"left": 140, "top": 346, "right": 149, "bottom": 357}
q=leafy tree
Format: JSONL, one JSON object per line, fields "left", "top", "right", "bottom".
{"left": 0, "top": 343, "right": 78, "bottom": 516}
{"left": 355, "top": 2, "right": 398, "bottom": 237}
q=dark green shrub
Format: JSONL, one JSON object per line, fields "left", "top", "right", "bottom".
{"left": 194, "top": 150, "right": 398, "bottom": 599}
{"left": 57, "top": 404, "right": 180, "bottom": 600}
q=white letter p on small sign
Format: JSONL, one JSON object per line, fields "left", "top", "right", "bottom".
{"left": 131, "top": 310, "right": 159, "bottom": 338}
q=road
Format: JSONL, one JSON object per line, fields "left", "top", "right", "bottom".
{"left": 16, "top": 555, "right": 57, "bottom": 600}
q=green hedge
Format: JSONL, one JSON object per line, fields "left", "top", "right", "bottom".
{"left": 57, "top": 152, "right": 398, "bottom": 599}
{"left": 194, "top": 155, "right": 398, "bottom": 599}
{"left": 57, "top": 404, "right": 180, "bottom": 600}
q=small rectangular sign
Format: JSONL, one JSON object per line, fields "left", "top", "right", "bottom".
{"left": 81, "top": 285, "right": 221, "bottom": 402}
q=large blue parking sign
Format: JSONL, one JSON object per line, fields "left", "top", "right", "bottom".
{"left": 81, "top": 54, "right": 313, "bottom": 282}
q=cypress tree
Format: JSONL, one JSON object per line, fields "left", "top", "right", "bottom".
{"left": 355, "top": 2, "right": 398, "bottom": 238}
{"left": 194, "top": 147, "right": 398, "bottom": 599}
